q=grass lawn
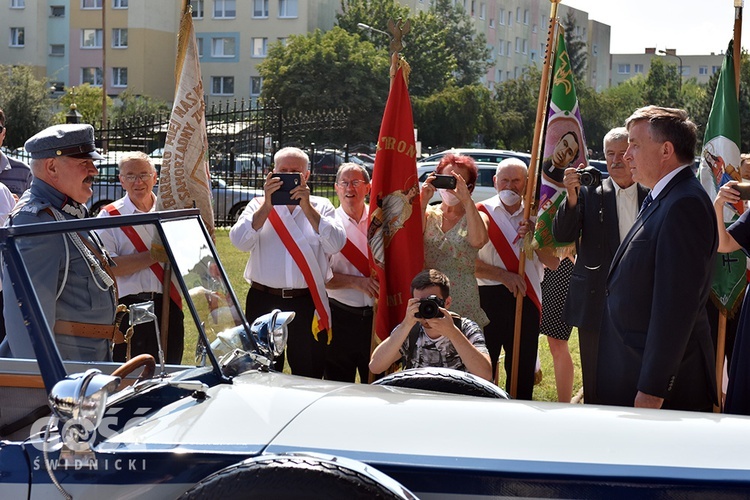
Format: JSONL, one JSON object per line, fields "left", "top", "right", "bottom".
{"left": 207, "top": 228, "right": 584, "bottom": 403}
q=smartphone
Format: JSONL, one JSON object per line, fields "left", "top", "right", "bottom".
{"left": 431, "top": 174, "right": 457, "bottom": 190}
{"left": 735, "top": 182, "right": 750, "bottom": 200}
{"left": 271, "top": 172, "right": 301, "bottom": 205}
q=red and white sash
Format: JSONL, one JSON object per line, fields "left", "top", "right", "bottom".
{"left": 340, "top": 217, "right": 370, "bottom": 277}
{"left": 477, "top": 203, "right": 542, "bottom": 312}
{"left": 267, "top": 206, "right": 331, "bottom": 334}
{"left": 103, "top": 205, "right": 183, "bottom": 308}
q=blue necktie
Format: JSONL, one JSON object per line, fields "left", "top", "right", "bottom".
{"left": 638, "top": 193, "right": 653, "bottom": 217}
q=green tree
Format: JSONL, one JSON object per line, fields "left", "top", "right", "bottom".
{"left": 258, "top": 27, "right": 389, "bottom": 142}
{"left": 337, "top": 0, "right": 490, "bottom": 97}
{"left": 562, "top": 11, "right": 587, "bottom": 82}
{"left": 413, "top": 84, "right": 498, "bottom": 147}
{"left": 0, "top": 65, "right": 53, "bottom": 149}
{"left": 55, "top": 84, "right": 113, "bottom": 128}
{"left": 492, "top": 67, "right": 541, "bottom": 151}
{"left": 109, "top": 91, "right": 170, "bottom": 125}
{"left": 643, "top": 58, "right": 682, "bottom": 108}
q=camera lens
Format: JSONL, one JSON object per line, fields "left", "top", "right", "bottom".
{"left": 418, "top": 301, "right": 439, "bottom": 319}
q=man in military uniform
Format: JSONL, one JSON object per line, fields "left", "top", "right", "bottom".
{"left": 0, "top": 124, "right": 118, "bottom": 361}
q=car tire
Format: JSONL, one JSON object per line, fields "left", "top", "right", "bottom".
{"left": 89, "top": 200, "right": 113, "bottom": 217}
{"left": 373, "top": 367, "right": 510, "bottom": 399}
{"left": 180, "top": 453, "right": 415, "bottom": 500}
{"left": 228, "top": 202, "right": 248, "bottom": 224}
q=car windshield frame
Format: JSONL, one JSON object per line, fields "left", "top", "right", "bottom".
{"left": 0, "top": 209, "right": 242, "bottom": 391}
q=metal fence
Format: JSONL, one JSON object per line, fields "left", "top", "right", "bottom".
{"left": 11, "top": 101, "right": 365, "bottom": 226}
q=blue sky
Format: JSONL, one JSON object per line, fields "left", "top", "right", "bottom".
{"left": 564, "top": 0, "right": 744, "bottom": 56}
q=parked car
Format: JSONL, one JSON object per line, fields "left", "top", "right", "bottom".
{"left": 418, "top": 162, "right": 500, "bottom": 204}
{"left": 89, "top": 158, "right": 261, "bottom": 224}
{"left": 417, "top": 148, "right": 532, "bottom": 169}
{"left": 2, "top": 210, "right": 750, "bottom": 498}
{"left": 213, "top": 153, "right": 272, "bottom": 175}
{"left": 311, "top": 151, "right": 369, "bottom": 175}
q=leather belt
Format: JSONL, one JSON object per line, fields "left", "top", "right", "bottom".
{"left": 251, "top": 282, "right": 309, "bottom": 299}
{"left": 54, "top": 320, "right": 124, "bottom": 344}
{"left": 125, "top": 292, "right": 163, "bottom": 302}
{"left": 330, "top": 298, "right": 373, "bottom": 318}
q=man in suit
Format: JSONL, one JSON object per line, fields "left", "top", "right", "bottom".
{"left": 552, "top": 127, "right": 649, "bottom": 404}
{"left": 598, "top": 106, "right": 718, "bottom": 411}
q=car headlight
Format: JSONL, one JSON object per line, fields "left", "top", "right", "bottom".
{"left": 251, "top": 309, "right": 293, "bottom": 360}
{"left": 49, "top": 369, "right": 120, "bottom": 430}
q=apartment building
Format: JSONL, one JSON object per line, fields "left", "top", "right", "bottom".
{"left": 611, "top": 48, "right": 724, "bottom": 87}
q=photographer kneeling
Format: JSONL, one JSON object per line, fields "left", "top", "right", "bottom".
{"left": 369, "top": 269, "right": 492, "bottom": 381}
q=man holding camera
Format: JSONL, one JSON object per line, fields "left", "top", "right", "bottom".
{"left": 369, "top": 269, "right": 491, "bottom": 381}
{"left": 552, "top": 127, "right": 649, "bottom": 404}
{"left": 476, "top": 158, "right": 559, "bottom": 399}
{"left": 229, "top": 147, "right": 346, "bottom": 378}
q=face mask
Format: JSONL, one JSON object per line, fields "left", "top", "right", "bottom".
{"left": 439, "top": 189, "right": 461, "bottom": 206}
{"left": 498, "top": 190, "right": 521, "bottom": 206}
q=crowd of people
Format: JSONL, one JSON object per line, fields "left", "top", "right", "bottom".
{"left": 5, "top": 104, "right": 750, "bottom": 414}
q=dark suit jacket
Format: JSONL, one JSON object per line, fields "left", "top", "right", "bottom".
{"left": 553, "top": 177, "right": 649, "bottom": 331}
{"left": 598, "top": 167, "right": 718, "bottom": 411}
{"left": 0, "top": 154, "right": 32, "bottom": 197}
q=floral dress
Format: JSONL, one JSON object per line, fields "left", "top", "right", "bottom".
{"left": 423, "top": 205, "right": 490, "bottom": 328}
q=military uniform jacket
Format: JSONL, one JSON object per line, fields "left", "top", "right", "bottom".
{"left": 0, "top": 179, "right": 116, "bottom": 361}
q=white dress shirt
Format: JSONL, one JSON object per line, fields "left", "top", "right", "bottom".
{"left": 229, "top": 196, "right": 346, "bottom": 289}
{"left": 96, "top": 193, "right": 163, "bottom": 298}
{"left": 328, "top": 205, "right": 373, "bottom": 307}
{"left": 612, "top": 181, "right": 639, "bottom": 242}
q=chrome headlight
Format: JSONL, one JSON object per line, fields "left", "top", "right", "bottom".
{"left": 251, "top": 309, "right": 293, "bottom": 360}
{"left": 49, "top": 369, "right": 120, "bottom": 428}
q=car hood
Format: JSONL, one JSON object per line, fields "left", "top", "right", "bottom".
{"left": 102, "top": 372, "right": 750, "bottom": 480}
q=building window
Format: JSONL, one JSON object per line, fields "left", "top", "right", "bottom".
{"left": 530, "top": 50, "right": 537, "bottom": 62}
{"left": 277, "top": 37, "right": 288, "bottom": 46}
{"left": 250, "top": 76, "right": 263, "bottom": 96}
{"left": 214, "top": 0, "right": 235, "bottom": 18}
{"left": 498, "top": 40, "right": 504, "bottom": 55}
{"left": 197, "top": 37, "right": 203, "bottom": 57}
{"left": 506, "top": 41, "right": 511, "bottom": 57}
{"left": 113, "top": 0, "right": 128, "bottom": 7}
{"left": 190, "top": 0, "right": 203, "bottom": 18}
{"left": 112, "top": 28, "right": 128, "bottom": 48}
{"left": 515, "top": 37, "right": 520, "bottom": 53}
{"left": 253, "top": 0, "right": 268, "bottom": 17}
{"left": 49, "top": 44, "right": 65, "bottom": 56}
{"left": 498, "top": 10, "right": 504, "bottom": 25}
{"left": 532, "top": 23, "right": 537, "bottom": 33}
{"left": 507, "top": 10, "right": 512, "bottom": 26}
{"left": 682, "top": 66, "right": 690, "bottom": 76}
{"left": 112, "top": 67, "right": 127, "bottom": 87}
{"left": 523, "top": 9, "right": 529, "bottom": 25}
{"left": 252, "top": 37, "right": 268, "bottom": 57}
{"left": 82, "top": 0, "right": 102, "bottom": 9}
{"left": 699, "top": 66, "right": 708, "bottom": 75}
{"left": 489, "top": 18, "right": 494, "bottom": 28}
{"left": 618, "top": 64, "right": 630, "bottom": 74}
{"left": 479, "top": 3, "right": 485, "bottom": 20}
{"left": 211, "top": 37, "right": 235, "bottom": 57}
{"left": 592, "top": 44, "right": 598, "bottom": 56}
{"left": 279, "top": 0, "right": 297, "bottom": 18}
{"left": 10, "top": 28, "right": 24, "bottom": 47}
{"left": 51, "top": 81, "right": 65, "bottom": 93}
{"left": 211, "top": 76, "right": 234, "bottom": 95}
{"left": 516, "top": 7, "right": 521, "bottom": 22}
{"left": 522, "top": 39, "right": 528, "bottom": 54}
{"left": 82, "top": 29, "right": 103, "bottom": 49}
{"left": 712, "top": 66, "right": 720, "bottom": 74}
{"left": 11, "top": 0, "right": 25, "bottom": 8}
{"left": 82, "top": 67, "right": 103, "bottom": 86}
{"left": 634, "top": 64, "right": 644, "bottom": 74}
{"left": 50, "top": 5, "right": 65, "bottom": 16}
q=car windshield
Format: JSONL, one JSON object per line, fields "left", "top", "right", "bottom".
{"left": 4, "top": 212, "right": 248, "bottom": 374}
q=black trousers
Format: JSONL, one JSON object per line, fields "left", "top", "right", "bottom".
{"left": 245, "top": 287, "right": 328, "bottom": 379}
{"left": 479, "top": 285, "right": 540, "bottom": 400}
{"left": 325, "top": 299, "right": 373, "bottom": 383}
{"left": 113, "top": 293, "right": 185, "bottom": 364}
{"left": 0, "top": 292, "right": 5, "bottom": 345}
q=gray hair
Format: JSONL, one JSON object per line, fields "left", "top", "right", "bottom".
{"left": 118, "top": 151, "right": 154, "bottom": 170}
{"left": 603, "top": 127, "right": 628, "bottom": 150}
{"left": 274, "top": 147, "right": 309, "bottom": 169}
{"left": 335, "top": 162, "right": 370, "bottom": 184}
{"left": 496, "top": 157, "right": 527, "bottom": 176}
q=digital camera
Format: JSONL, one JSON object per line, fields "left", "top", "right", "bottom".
{"left": 576, "top": 166, "right": 602, "bottom": 187}
{"left": 415, "top": 295, "right": 445, "bottom": 319}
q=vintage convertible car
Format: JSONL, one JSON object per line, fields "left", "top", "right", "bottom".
{"left": 2, "top": 210, "right": 750, "bottom": 499}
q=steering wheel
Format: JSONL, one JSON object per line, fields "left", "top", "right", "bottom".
{"left": 111, "top": 354, "right": 156, "bottom": 390}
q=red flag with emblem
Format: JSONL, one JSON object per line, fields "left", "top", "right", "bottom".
{"left": 367, "top": 60, "right": 424, "bottom": 341}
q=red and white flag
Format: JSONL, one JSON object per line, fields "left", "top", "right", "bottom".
{"left": 367, "top": 60, "right": 424, "bottom": 340}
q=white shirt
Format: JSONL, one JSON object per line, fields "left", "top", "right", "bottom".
{"left": 0, "top": 182, "right": 15, "bottom": 293}
{"left": 96, "top": 193, "right": 164, "bottom": 298}
{"left": 328, "top": 205, "right": 373, "bottom": 307}
{"left": 476, "top": 195, "right": 543, "bottom": 287}
{"left": 229, "top": 196, "right": 346, "bottom": 289}
{"left": 612, "top": 181, "right": 639, "bottom": 242}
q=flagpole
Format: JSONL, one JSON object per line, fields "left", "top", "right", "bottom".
{"left": 734, "top": 1, "right": 743, "bottom": 98}
{"left": 508, "top": 0, "right": 561, "bottom": 398}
